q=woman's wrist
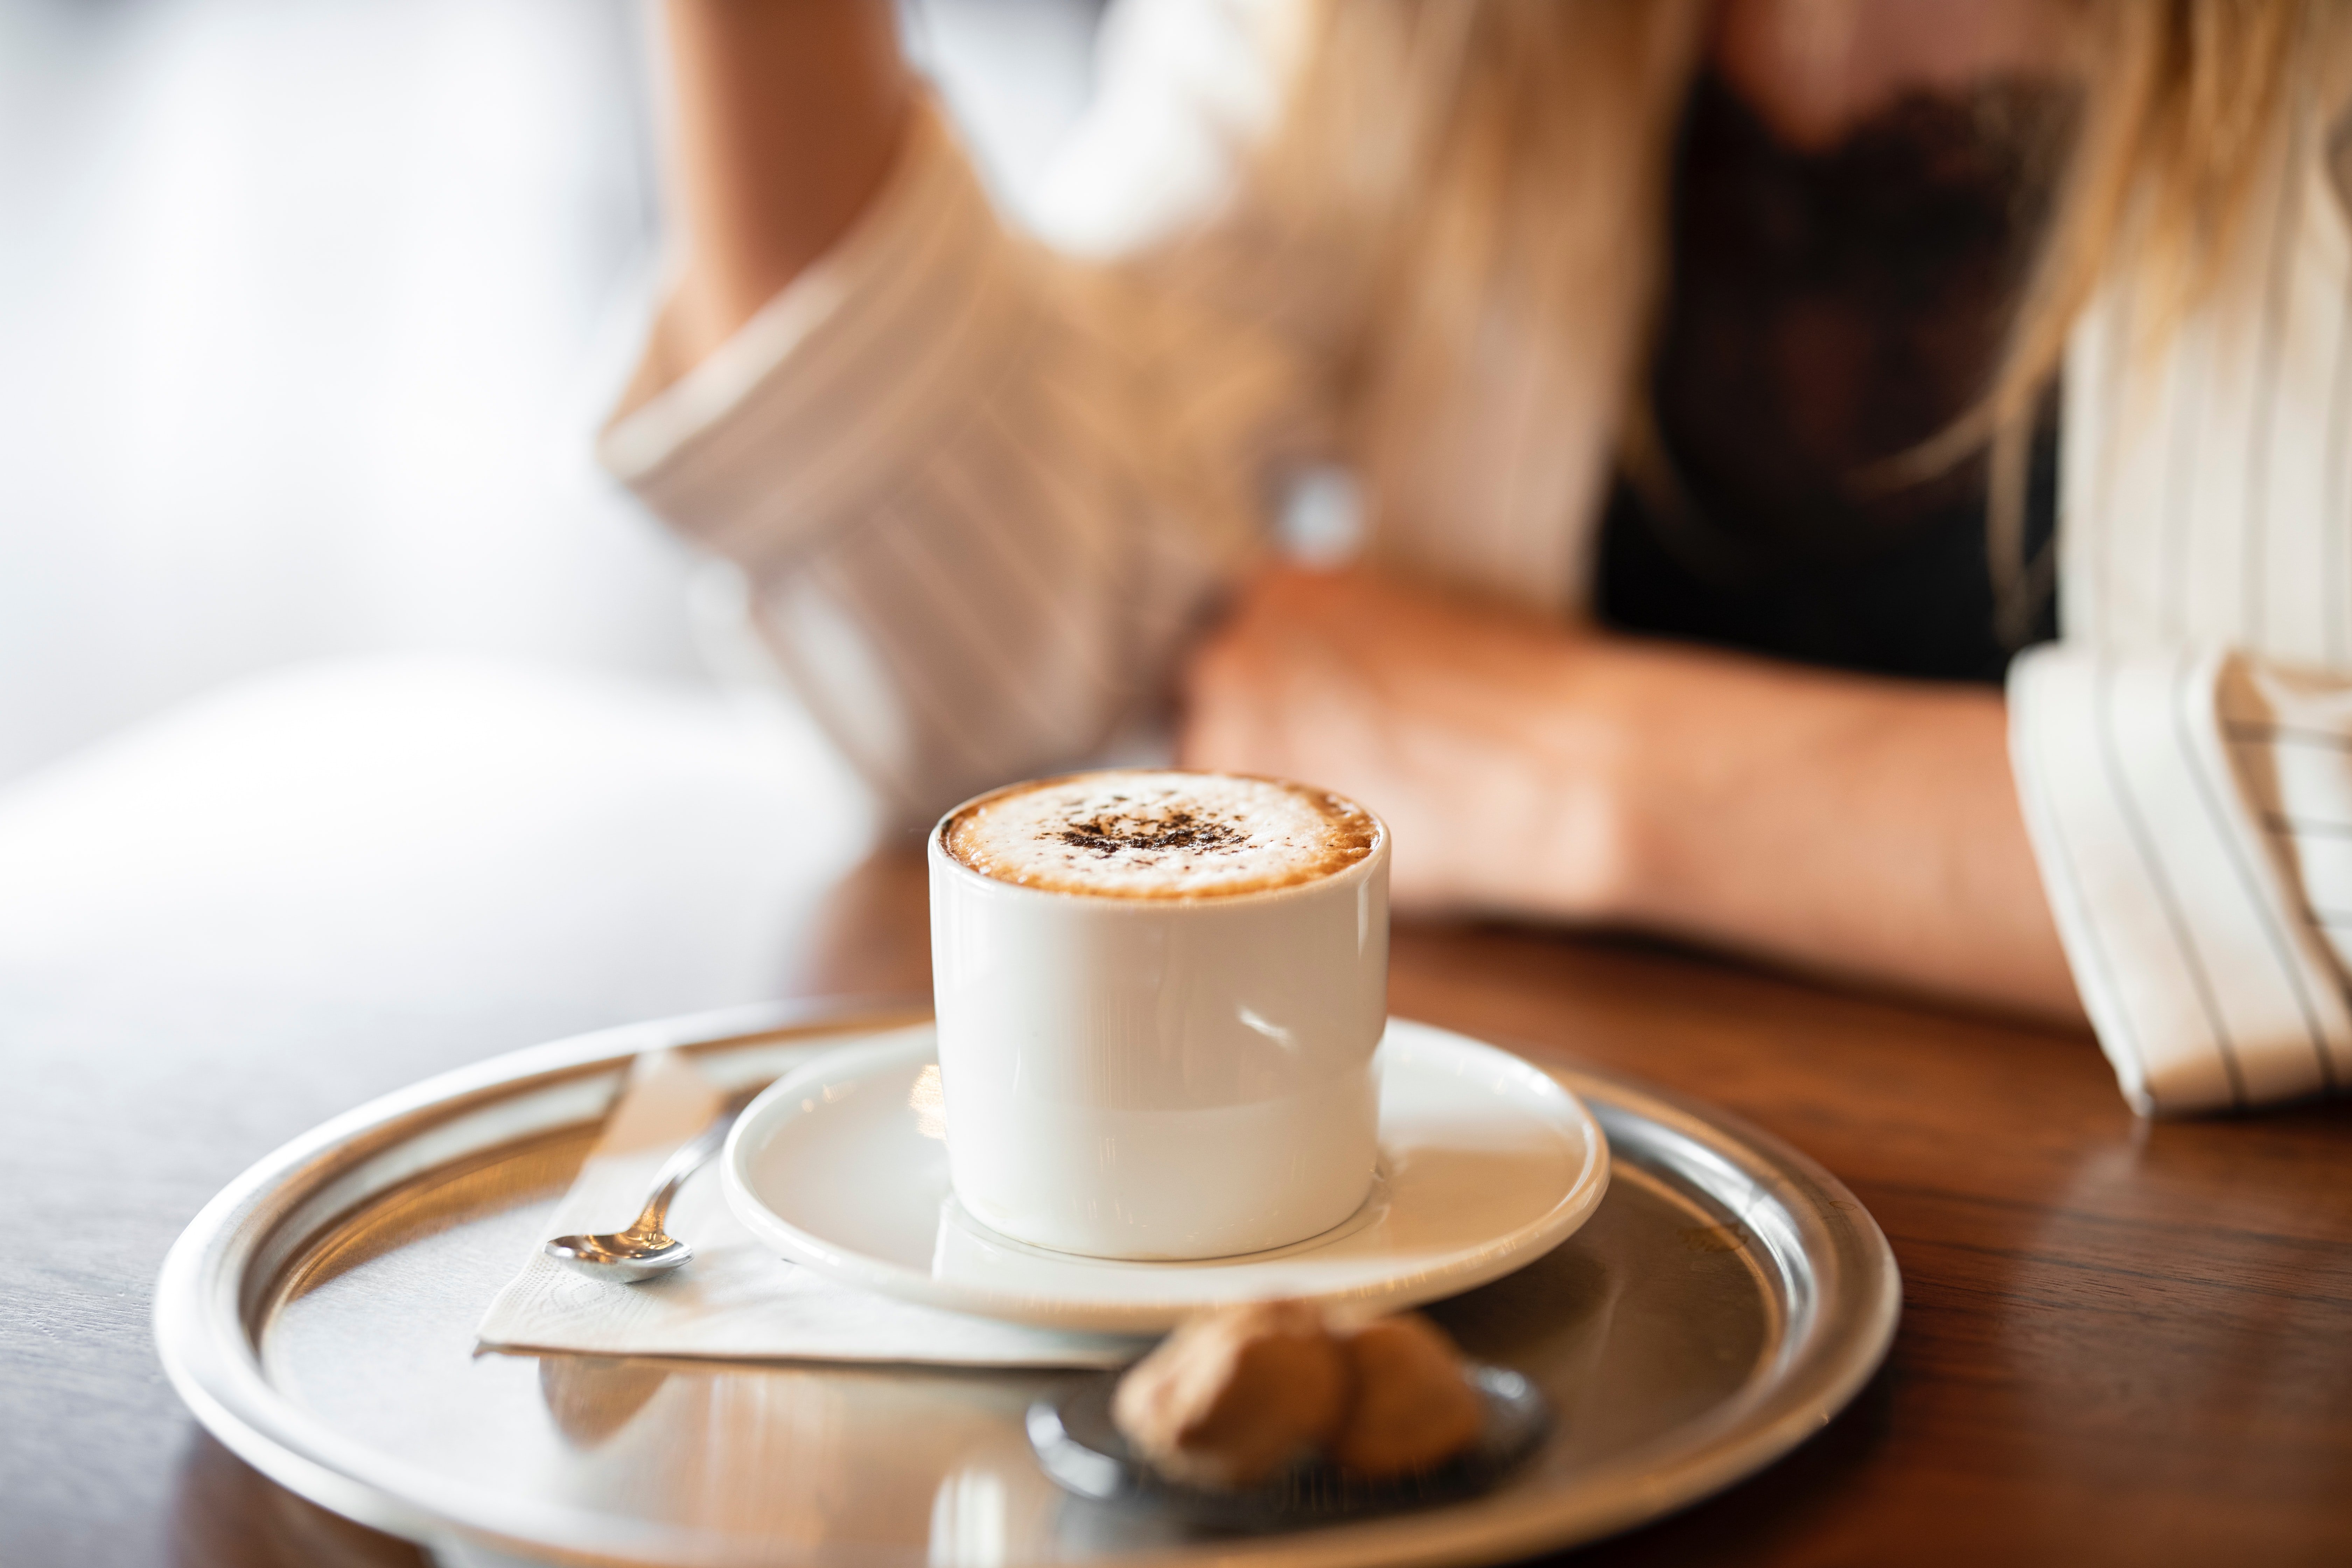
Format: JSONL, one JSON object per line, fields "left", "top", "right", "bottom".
{"left": 1457, "top": 631, "right": 1653, "bottom": 923}
{"left": 1552, "top": 636, "right": 1702, "bottom": 928}
{"left": 1583, "top": 639, "right": 1892, "bottom": 939}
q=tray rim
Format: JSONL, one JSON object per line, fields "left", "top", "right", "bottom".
{"left": 154, "top": 999, "right": 1902, "bottom": 1568}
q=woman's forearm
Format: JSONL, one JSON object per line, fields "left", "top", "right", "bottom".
{"left": 1180, "top": 567, "right": 2083, "bottom": 1023}
{"left": 1589, "top": 641, "right": 2082, "bottom": 1019}
{"left": 629, "top": 0, "right": 910, "bottom": 405}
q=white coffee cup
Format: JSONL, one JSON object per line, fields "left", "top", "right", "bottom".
{"left": 927, "top": 772, "right": 1390, "bottom": 1260}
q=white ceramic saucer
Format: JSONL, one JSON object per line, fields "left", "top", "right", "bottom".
{"left": 721, "top": 1019, "right": 1610, "bottom": 1333}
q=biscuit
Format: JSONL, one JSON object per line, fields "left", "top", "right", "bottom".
{"left": 1328, "top": 1312, "right": 1484, "bottom": 1477}
{"left": 1110, "top": 1298, "right": 1347, "bottom": 1488}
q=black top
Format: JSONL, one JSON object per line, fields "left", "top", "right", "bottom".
{"left": 1596, "top": 71, "right": 2071, "bottom": 685}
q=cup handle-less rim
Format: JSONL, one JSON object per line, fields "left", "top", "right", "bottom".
{"left": 925, "top": 770, "right": 1390, "bottom": 911}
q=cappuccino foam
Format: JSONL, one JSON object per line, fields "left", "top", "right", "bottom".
{"left": 943, "top": 771, "right": 1380, "bottom": 899}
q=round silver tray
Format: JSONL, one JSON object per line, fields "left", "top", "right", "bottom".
{"left": 155, "top": 1000, "right": 1900, "bottom": 1568}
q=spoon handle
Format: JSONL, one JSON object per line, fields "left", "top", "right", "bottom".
{"left": 627, "top": 1104, "right": 744, "bottom": 1238}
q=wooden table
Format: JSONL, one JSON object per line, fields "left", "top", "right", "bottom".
{"left": 7, "top": 799, "right": 2350, "bottom": 1565}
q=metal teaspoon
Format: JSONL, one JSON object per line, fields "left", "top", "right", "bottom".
{"left": 543, "top": 1101, "right": 746, "bottom": 1283}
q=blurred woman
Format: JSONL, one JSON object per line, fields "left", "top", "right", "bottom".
{"left": 601, "top": 0, "right": 2352, "bottom": 1115}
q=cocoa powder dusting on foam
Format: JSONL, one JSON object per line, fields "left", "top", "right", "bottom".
{"left": 1056, "top": 805, "right": 1247, "bottom": 859}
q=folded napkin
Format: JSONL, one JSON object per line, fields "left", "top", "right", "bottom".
{"left": 475, "top": 1044, "right": 1140, "bottom": 1367}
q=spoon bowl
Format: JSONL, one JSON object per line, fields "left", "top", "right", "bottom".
{"left": 545, "top": 1231, "right": 692, "bottom": 1282}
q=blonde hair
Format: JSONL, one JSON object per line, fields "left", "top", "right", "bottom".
{"left": 1258, "top": 0, "right": 2352, "bottom": 631}
{"left": 1978, "top": 0, "right": 2344, "bottom": 634}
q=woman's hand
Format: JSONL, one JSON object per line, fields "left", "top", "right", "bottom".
{"left": 1177, "top": 566, "right": 1633, "bottom": 916}
{"left": 1178, "top": 564, "right": 2082, "bottom": 1020}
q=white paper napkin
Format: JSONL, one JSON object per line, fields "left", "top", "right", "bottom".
{"left": 475, "top": 1046, "right": 1142, "bottom": 1367}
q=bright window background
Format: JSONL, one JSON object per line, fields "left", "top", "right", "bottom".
{"left": 0, "top": 0, "right": 1103, "bottom": 788}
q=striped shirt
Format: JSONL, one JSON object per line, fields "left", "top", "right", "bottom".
{"left": 604, "top": 4, "right": 2352, "bottom": 1115}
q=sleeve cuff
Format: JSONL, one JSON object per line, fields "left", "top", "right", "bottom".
{"left": 597, "top": 99, "right": 1042, "bottom": 568}
{"left": 2009, "top": 642, "right": 2352, "bottom": 1113}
